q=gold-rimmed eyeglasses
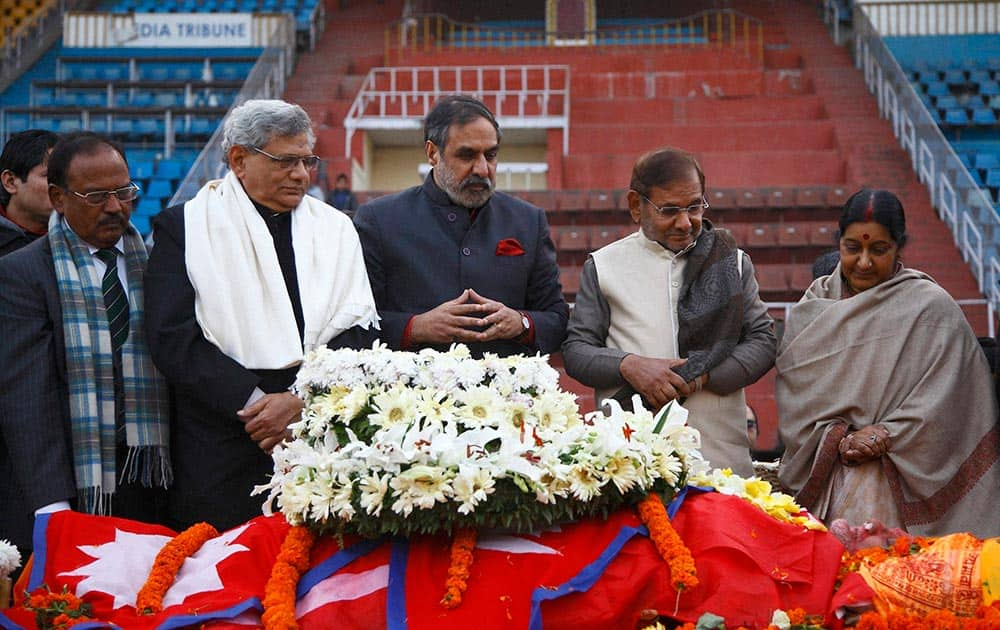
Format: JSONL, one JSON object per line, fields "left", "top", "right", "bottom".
{"left": 66, "top": 182, "right": 141, "bottom": 206}
{"left": 251, "top": 147, "right": 321, "bottom": 171}
{"left": 640, "top": 194, "right": 709, "bottom": 217}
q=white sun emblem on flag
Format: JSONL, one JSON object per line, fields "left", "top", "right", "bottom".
{"left": 60, "top": 524, "right": 251, "bottom": 610}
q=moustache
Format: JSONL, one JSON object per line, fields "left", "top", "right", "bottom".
{"left": 98, "top": 216, "right": 127, "bottom": 227}
{"left": 460, "top": 175, "right": 492, "bottom": 190}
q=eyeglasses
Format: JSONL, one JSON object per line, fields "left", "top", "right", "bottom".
{"left": 251, "top": 147, "right": 321, "bottom": 171}
{"left": 640, "top": 194, "right": 709, "bottom": 217}
{"left": 67, "top": 182, "right": 140, "bottom": 206}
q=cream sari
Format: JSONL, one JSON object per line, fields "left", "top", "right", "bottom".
{"left": 776, "top": 266, "right": 999, "bottom": 538}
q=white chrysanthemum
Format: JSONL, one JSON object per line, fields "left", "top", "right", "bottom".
{"left": 0, "top": 539, "right": 21, "bottom": 579}
{"left": 452, "top": 465, "right": 496, "bottom": 514}
{"left": 453, "top": 386, "right": 504, "bottom": 427}
{"left": 603, "top": 455, "right": 642, "bottom": 494}
{"left": 389, "top": 465, "right": 453, "bottom": 516}
{"left": 416, "top": 389, "right": 458, "bottom": 425}
{"left": 653, "top": 451, "right": 684, "bottom": 486}
{"left": 369, "top": 385, "right": 422, "bottom": 428}
{"left": 452, "top": 357, "right": 487, "bottom": 390}
{"left": 567, "top": 462, "right": 605, "bottom": 501}
{"left": 358, "top": 472, "right": 390, "bottom": 516}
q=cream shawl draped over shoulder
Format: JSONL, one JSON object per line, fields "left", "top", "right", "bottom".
{"left": 776, "top": 266, "right": 999, "bottom": 538}
{"left": 184, "top": 171, "right": 378, "bottom": 370}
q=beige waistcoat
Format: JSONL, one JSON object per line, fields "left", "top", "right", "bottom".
{"left": 591, "top": 231, "right": 753, "bottom": 476}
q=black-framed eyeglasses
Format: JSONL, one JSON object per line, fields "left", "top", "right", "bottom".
{"left": 640, "top": 193, "right": 709, "bottom": 217}
{"left": 67, "top": 182, "right": 141, "bottom": 206}
{"left": 251, "top": 147, "right": 321, "bottom": 171}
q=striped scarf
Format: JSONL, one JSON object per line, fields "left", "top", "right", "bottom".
{"left": 48, "top": 217, "right": 171, "bottom": 514}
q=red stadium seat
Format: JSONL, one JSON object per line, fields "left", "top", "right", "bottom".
{"left": 707, "top": 188, "right": 736, "bottom": 211}
{"left": 560, "top": 266, "right": 581, "bottom": 298}
{"left": 591, "top": 225, "right": 627, "bottom": 250}
{"left": 755, "top": 265, "right": 790, "bottom": 293}
{"left": 557, "top": 227, "right": 591, "bottom": 252}
{"left": 735, "top": 188, "right": 768, "bottom": 209}
{"left": 807, "top": 223, "right": 837, "bottom": 246}
{"left": 517, "top": 190, "right": 556, "bottom": 212}
{"left": 767, "top": 187, "right": 797, "bottom": 209}
{"left": 555, "top": 190, "right": 589, "bottom": 212}
{"left": 588, "top": 190, "right": 619, "bottom": 211}
{"left": 825, "top": 186, "right": 851, "bottom": 208}
{"left": 746, "top": 224, "right": 778, "bottom": 247}
{"left": 717, "top": 222, "right": 748, "bottom": 244}
{"left": 777, "top": 223, "right": 809, "bottom": 246}
{"left": 795, "top": 186, "right": 828, "bottom": 209}
{"left": 789, "top": 265, "right": 815, "bottom": 292}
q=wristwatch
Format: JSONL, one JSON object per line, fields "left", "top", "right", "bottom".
{"left": 520, "top": 313, "right": 531, "bottom": 336}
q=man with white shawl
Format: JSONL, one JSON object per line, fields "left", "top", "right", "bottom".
{"left": 145, "top": 100, "right": 378, "bottom": 531}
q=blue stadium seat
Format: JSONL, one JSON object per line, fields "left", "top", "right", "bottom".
{"left": 135, "top": 118, "right": 162, "bottom": 139}
{"left": 980, "top": 81, "right": 1000, "bottom": 97}
{"left": 112, "top": 118, "right": 136, "bottom": 140}
{"left": 80, "top": 93, "right": 106, "bottom": 108}
{"left": 131, "top": 92, "right": 154, "bottom": 107}
{"left": 959, "top": 153, "right": 974, "bottom": 169}
{"left": 155, "top": 159, "right": 185, "bottom": 180}
{"left": 153, "top": 92, "right": 180, "bottom": 107}
{"left": 925, "top": 81, "right": 950, "bottom": 97}
{"left": 987, "top": 169, "right": 1000, "bottom": 188}
{"left": 132, "top": 160, "right": 156, "bottom": 181}
{"left": 975, "top": 153, "right": 1000, "bottom": 171}
{"left": 970, "top": 70, "right": 991, "bottom": 83}
{"left": 57, "top": 118, "right": 83, "bottom": 133}
{"left": 143, "top": 66, "right": 171, "bottom": 82}
{"left": 969, "top": 168, "right": 984, "bottom": 187}
{"left": 87, "top": 117, "right": 110, "bottom": 134}
{"left": 131, "top": 214, "right": 151, "bottom": 236}
{"left": 144, "top": 179, "right": 174, "bottom": 200}
{"left": 972, "top": 108, "right": 998, "bottom": 125}
{"left": 97, "top": 66, "right": 125, "bottom": 81}
{"left": 935, "top": 94, "right": 959, "bottom": 109}
{"left": 944, "top": 108, "right": 969, "bottom": 126}
{"left": 134, "top": 197, "right": 163, "bottom": 218}
{"left": 943, "top": 70, "right": 967, "bottom": 85}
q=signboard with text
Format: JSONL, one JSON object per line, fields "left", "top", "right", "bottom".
{"left": 116, "top": 13, "right": 253, "bottom": 47}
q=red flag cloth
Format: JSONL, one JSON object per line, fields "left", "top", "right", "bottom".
{"left": 3, "top": 511, "right": 288, "bottom": 630}
{"left": 404, "top": 509, "right": 643, "bottom": 628}
{"left": 541, "top": 491, "right": 845, "bottom": 629}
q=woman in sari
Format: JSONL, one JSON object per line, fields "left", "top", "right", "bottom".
{"left": 776, "top": 189, "right": 999, "bottom": 538}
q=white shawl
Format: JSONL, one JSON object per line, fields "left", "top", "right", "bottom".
{"left": 184, "top": 171, "right": 378, "bottom": 370}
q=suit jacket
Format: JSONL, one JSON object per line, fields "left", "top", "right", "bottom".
{"left": 145, "top": 204, "right": 374, "bottom": 531}
{"left": 0, "top": 213, "right": 42, "bottom": 258}
{"left": 354, "top": 173, "right": 568, "bottom": 357}
{"left": 0, "top": 238, "right": 79, "bottom": 553}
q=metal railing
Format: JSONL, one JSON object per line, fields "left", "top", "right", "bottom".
{"left": 343, "top": 64, "right": 571, "bottom": 160}
{"left": 852, "top": 4, "right": 1000, "bottom": 318}
{"left": 856, "top": 0, "right": 1000, "bottom": 35}
{"left": 384, "top": 10, "right": 764, "bottom": 65}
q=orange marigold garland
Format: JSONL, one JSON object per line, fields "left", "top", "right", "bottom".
{"left": 23, "top": 585, "right": 94, "bottom": 629}
{"left": 636, "top": 493, "right": 698, "bottom": 592}
{"left": 441, "top": 527, "right": 477, "bottom": 609}
{"left": 135, "top": 522, "right": 218, "bottom": 614}
{"left": 262, "top": 525, "right": 316, "bottom": 630}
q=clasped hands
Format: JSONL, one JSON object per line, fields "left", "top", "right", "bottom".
{"left": 838, "top": 425, "right": 891, "bottom": 466}
{"left": 409, "top": 288, "right": 526, "bottom": 345}
{"left": 237, "top": 391, "right": 303, "bottom": 453}
{"left": 619, "top": 354, "right": 707, "bottom": 411}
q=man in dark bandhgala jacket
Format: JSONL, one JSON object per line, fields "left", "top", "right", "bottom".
{"left": 145, "top": 99, "right": 378, "bottom": 532}
{"left": 354, "top": 95, "right": 568, "bottom": 358}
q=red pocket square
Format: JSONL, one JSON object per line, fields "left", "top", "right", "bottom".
{"left": 496, "top": 238, "right": 525, "bottom": 256}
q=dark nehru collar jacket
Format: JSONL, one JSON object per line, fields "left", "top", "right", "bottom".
{"left": 353, "top": 172, "right": 568, "bottom": 358}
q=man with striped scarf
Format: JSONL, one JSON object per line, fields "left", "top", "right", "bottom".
{"left": 0, "top": 132, "right": 170, "bottom": 556}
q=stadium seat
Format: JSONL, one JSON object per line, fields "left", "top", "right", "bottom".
{"left": 808, "top": 223, "right": 837, "bottom": 246}
{"left": 155, "top": 159, "right": 185, "bottom": 181}
{"left": 980, "top": 81, "right": 1000, "bottom": 97}
{"left": 554, "top": 191, "right": 589, "bottom": 213}
{"left": 789, "top": 265, "right": 815, "bottom": 292}
{"left": 591, "top": 226, "right": 626, "bottom": 249}
{"left": 515, "top": 191, "right": 554, "bottom": 212}
{"left": 144, "top": 179, "right": 174, "bottom": 200}
{"left": 735, "top": 188, "right": 767, "bottom": 209}
{"left": 719, "top": 222, "right": 747, "bottom": 244}
{"left": 131, "top": 160, "right": 156, "bottom": 181}
{"left": 917, "top": 70, "right": 939, "bottom": 85}
{"left": 746, "top": 224, "right": 777, "bottom": 247}
{"left": 970, "top": 70, "right": 991, "bottom": 83}
{"left": 943, "top": 69, "right": 967, "bottom": 86}
{"left": 707, "top": 189, "right": 735, "bottom": 210}
{"left": 754, "top": 265, "right": 789, "bottom": 293}
{"left": 934, "top": 95, "right": 959, "bottom": 110}
{"left": 943, "top": 108, "right": 969, "bottom": 126}
{"left": 131, "top": 214, "right": 151, "bottom": 235}
{"left": 766, "top": 188, "right": 796, "bottom": 209}
{"left": 825, "top": 186, "right": 851, "bottom": 208}
{"left": 777, "top": 223, "right": 809, "bottom": 246}
{"left": 560, "top": 266, "right": 581, "bottom": 298}
{"left": 975, "top": 153, "right": 1000, "bottom": 171}
{"left": 986, "top": 169, "right": 1000, "bottom": 188}
{"left": 972, "top": 108, "right": 998, "bottom": 125}
{"left": 925, "top": 81, "right": 949, "bottom": 97}
{"left": 557, "top": 227, "right": 590, "bottom": 252}
{"left": 794, "top": 186, "right": 827, "bottom": 209}
{"left": 587, "top": 190, "right": 618, "bottom": 211}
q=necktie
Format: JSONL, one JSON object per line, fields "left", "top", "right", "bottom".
{"left": 95, "top": 248, "right": 130, "bottom": 352}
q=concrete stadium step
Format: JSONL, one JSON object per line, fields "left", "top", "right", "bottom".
{"left": 568, "top": 121, "right": 837, "bottom": 153}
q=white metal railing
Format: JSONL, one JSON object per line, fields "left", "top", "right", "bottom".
{"left": 417, "top": 162, "right": 548, "bottom": 190}
{"left": 343, "top": 64, "right": 571, "bottom": 160}
{"left": 856, "top": 0, "right": 1000, "bottom": 35}
{"left": 853, "top": 5, "right": 1000, "bottom": 314}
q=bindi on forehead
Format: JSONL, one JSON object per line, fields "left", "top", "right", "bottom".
{"left": 862, "top": 233, "right": 870, "bottom": 240}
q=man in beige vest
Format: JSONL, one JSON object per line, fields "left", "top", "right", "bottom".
{"left": 561, "top": 147, "right": 776, "bottom": 476}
